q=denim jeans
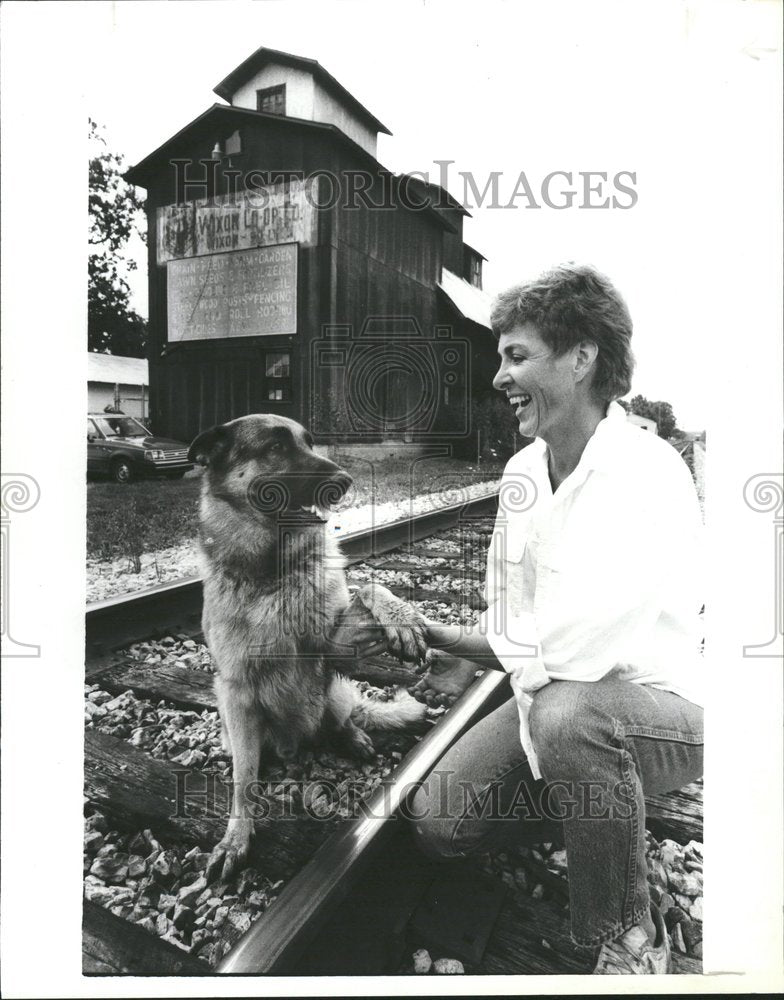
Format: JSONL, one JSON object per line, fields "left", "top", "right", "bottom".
{"left": 410, "top": 675, "right": 704, "bottom": 947}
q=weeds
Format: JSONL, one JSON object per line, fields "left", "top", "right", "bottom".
{"left": 87, "top": 476, "right": 201, "bottom": 565}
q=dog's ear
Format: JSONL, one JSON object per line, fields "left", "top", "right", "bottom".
{"left": 188, "top": 424, "right": 232, "bottom": 467}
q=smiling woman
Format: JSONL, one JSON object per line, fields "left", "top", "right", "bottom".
{"left": 410, "top": 262, "right": 705, "bottom": 975}
{"left": 491, "top": 264, "right": 634, "bottom": 490}
{"left": 492, "top": 263, "right": 635, "bottom": 400}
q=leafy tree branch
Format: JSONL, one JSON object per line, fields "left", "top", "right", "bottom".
{"left": 88, "top": 119, "right": 147, "bottom": 357}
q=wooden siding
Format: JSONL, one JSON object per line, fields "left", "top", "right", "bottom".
{"left": 140, "top": 116, "right": 486, "bottom": 445}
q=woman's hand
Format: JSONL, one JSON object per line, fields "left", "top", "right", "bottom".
{"left": 410, "top": 647, "right": 484, "bottom": 705}
{"left": 328, "top": 585, "right": 429, "bottom": 665}
{"left": 352, "top": 583, "right": 429, "bottom": 665}
{"left": 326, "top": 616, "right": 388, "bottom": 661}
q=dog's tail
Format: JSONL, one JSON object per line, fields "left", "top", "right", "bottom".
{"left": 328, "top": 674, "right": 426, "bottom": 731}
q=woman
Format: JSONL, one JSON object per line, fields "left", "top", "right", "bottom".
{"left": 408, "top": 263, "right": 704, "bottom": 974}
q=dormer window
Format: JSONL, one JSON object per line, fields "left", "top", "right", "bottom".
{"left": 257, "top": 84, "right": 286, "bottom": 116}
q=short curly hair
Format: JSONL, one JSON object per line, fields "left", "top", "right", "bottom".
{"left": 490, "top": 263, "right": 635, "bottom": 401}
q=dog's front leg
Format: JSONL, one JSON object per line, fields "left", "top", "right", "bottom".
{"left": 207, "top": 682, "right": 263, "bottom": 883}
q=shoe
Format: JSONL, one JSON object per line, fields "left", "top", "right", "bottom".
{"left": 593, "top": 903, "right": 671, "bottom": 974}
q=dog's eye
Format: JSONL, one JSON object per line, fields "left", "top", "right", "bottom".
{"left": 267, "top": 441, "right": 283, "bottom": 454}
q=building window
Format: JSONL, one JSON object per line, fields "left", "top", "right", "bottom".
{"left": 265, "top": 351, "right": 291, "bottom": 401}
{"left": 463, "top": 246, "right": 483, "bottom": 288}
{"left": 468, "top": 254, "right": 482, "bottom": 288}
{"left": 224, "top": 129, "right": 242, "bottom": 156}
{"left": 257, "top": 84, "right": 286, "bottom": 116}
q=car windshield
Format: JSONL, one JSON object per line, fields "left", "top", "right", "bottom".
{"left": 93, "top": 416, "right": 149, "bottom": 438}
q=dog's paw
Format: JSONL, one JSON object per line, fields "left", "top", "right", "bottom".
{"left": 355, "top": 584, "right": 429, "bottom": 665}
{"left": 348, "top": 726, "right": 375, "bottom": 760}
{"left": 205, "top": 817, "right": 254, "bottom": 884}
{"left": 332, "top": 718, "right": 376, "bottom": 760}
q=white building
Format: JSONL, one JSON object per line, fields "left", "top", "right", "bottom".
{"left": 213, "top": 46, "right": 391, "bottom": 159}
{"left": 87, "top": 353, "right": 149, "bottom": 420}
{"left": 626, "top": 411, "right": 658, "bottom": 434}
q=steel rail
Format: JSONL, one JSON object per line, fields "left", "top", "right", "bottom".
{"left": 85, "top": 487, "right": 505, "bottom": 974}
{"left": 217, "top": 668, "right": 510, "bottom": 974}
{"left": 86, "top": 490, "right": 500, "bottom": 657}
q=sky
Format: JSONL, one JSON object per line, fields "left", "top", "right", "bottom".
{"left": 82, "top": 0, "right": 782, "bottom": 430}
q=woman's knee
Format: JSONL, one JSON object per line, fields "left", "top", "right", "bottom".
{"left": 408, "top": 776, "right": 463, "bottom": 860}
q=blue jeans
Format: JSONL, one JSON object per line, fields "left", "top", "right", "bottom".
{"left": 410, "top": 675, "right": 704, "bottom": 946}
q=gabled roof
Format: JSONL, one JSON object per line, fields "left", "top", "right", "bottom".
{"left": 125, "top": 103, "right": 335, "bottom": 186}
{"left": 124, "top": 104, "right": 456, "bottom": 233}
{"left": 397, "top": 174, "right": 470, "bottom": 217}
{"left": 213, "top": 46, "right": 392, "bottom": 137}
{"left": 88, "top": 352, "right": 148, "bottom": 385}
{"left": 125, "top": 103, "right": 380, "bottom": 187}
{"left": 463, "top": 242, "right": 487, "bottom": 261}
{"left": 438, "top": 268, "right": 493, "bottom": 330}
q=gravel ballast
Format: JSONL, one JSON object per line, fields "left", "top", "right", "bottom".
{"left": 83, "top": 584, "right": 481, "bottom": 966}
{"left": 479, "top": 833, "right": 704, "bottom": 962}
{"left": 84, "top": 510, "right": 703, "bottom": 973}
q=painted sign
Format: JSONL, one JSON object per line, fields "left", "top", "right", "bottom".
{"left": 167, "top": 244, "right": 297, "bottom": 342}
{"left": 157, "top": 180, "right": 316, "bottom": 265}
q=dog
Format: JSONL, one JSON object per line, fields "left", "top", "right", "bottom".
{"left": 188, "top": 414, "right": 428, "bottom": 881}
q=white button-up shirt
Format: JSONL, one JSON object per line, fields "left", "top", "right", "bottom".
{"left": 478, "top": 402, "right": 704, "bottom": 779}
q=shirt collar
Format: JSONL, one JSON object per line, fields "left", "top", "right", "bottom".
{"left": 530, "top": 400, "right": 627, "bottom": 483}
{"left": 579, "top": 401, "right": 627, "bottom": 470}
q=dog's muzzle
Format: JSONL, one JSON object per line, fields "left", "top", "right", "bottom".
{"left": 308, "top": 470, "right": 352, "bottom": 520}
{"left": 319, "top": 471, "right": 353, "bottom": 502}
{"left": 246, "top": 467, "right": 353, "bottom": 522}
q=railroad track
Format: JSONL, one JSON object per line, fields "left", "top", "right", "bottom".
{"left": 83, "top": 490, "right": 703, "bottom": 976}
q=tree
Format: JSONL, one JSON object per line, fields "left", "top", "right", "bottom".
{"left": 88, "top": 119, "right": 147, "bottom": 357}
{"left": 628, "top": 394, "right": 679, "bottom": 439}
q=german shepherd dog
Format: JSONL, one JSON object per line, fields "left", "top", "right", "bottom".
{"left": 188, "top": 414, "right": 428, "bottom": 880}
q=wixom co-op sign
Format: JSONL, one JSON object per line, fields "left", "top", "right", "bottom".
{"left": 159, "top": 180, "right": 316, "bottom": 342}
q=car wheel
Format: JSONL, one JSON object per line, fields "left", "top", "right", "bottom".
{"left": 111, "top": 458, "right": 134, "bottom": 484}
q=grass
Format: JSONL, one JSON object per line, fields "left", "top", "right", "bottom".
{"left": 87, "top": 475, "right": 202, "bottom": 562}
{"left": 86, "top": 455, "right": 506, "bottom": 562}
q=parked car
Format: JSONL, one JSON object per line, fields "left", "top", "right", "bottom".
{"left": 87, "top": 413, "right": 193, "bottom": 483}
